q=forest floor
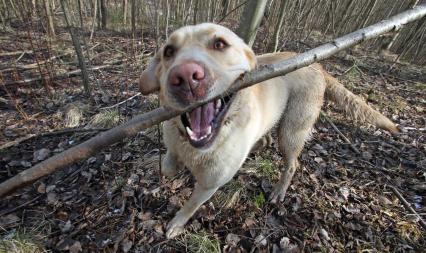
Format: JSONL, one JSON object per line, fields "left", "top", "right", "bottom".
{"left": 0, "top": 26, "right": 425, "bottom": 253}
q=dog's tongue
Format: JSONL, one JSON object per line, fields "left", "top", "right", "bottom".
{"left": 188, "top": 102, "right": 215, "bottom": 136}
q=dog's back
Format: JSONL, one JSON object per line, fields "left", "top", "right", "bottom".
{"left": 255, "top": 51, "right": 398, "bottom": 134}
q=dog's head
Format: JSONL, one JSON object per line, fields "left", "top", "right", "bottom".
{"left": 139, "top": 23, "right": 256, "bottom": 148}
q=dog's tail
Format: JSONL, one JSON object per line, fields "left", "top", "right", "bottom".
{"left": 323, "top": 72, "right": 399, "bottom": 133}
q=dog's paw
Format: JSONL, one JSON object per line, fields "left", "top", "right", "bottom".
{"left": 161, "top": 152, "right": 182, "bottom": 178}
{"left": 166, "top": 221, "right": 185, "bottom": 239}
{"left": 269, "top": 186, "right": 287, "bottom": 204}
{"left": 161, "top": 165, "right": 178, "bottom": 178}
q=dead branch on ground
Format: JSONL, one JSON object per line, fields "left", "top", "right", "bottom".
{"left": 320, "top": 111, "right": 360, "bottom": 154}
{"left": 389, "top": 185, "right": 426, "bottom": 230}
{"left": 0, "top": 50, "right": 33, "bottom": 57}
{"left": 100, "top": 92, "right": 141, "bottom": 110}
{"left": 0, "top": 127, "right": 107, "bottom": 151}
{"left": 0, "top": 5, "right": 425, "bottom": 198}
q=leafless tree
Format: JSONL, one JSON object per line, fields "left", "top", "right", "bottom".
{"left": 237, "top": 0, "right": 268, "bottom": 46}
{"left": 60, "top": 0, "right": 90, "bottom": 94}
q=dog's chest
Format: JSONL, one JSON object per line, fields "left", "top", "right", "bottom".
{"left": 168, "top": 124, "right": 254, "bottom": 187}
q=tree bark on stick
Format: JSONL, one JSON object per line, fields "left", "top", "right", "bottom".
{"left": 0, "top": 4, "right": 425, "bottom": 199}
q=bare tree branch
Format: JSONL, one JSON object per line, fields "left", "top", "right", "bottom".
{"left": 0, "top": 5, "right": 425, "bottom": 199}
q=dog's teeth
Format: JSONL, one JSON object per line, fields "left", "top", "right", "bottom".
{"left": 186, "top": 127, "right": 196, "bottom": 139}
{"left": 215, "top": 108, "right": 220, "bottom": 115}
{"left": 216, "top": 99, "right": 222, "bottom": 109}
{"left": 186, "top": 126, "right": 193, "bottom": 135}
{"left": 206, "top": 126, "right": 212, "bottom": 135}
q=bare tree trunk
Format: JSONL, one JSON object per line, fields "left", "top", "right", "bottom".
{"left": 338, "top": 0, "right": 357, "bottom": 34}
{"left": 77, "top": 0, "right": 84, "bottom": 28}
{"left": 8, "top": 0, "right": 21, "bottom": 21}
{"left": 100, "top": 0, "right": 107, "bottom": 29}
{"left": 221, "top": 0, "right": 230, "bottom": 19}
{"left": 90, "top": 0, "right": 98, "bottom": 41}
{"left": 237, "top": 0, "right": 268, "bottom": 47}
{"left": 0, "top": 0, "right": 8, "bottom": 28}
{"left": 395, "top": 15, "right": 426, "bottom": 62}
{"left": 361, "top": 0, "right": 379, "bottom": 28}
{"left": 154, "top": 0, "right": 160, "bottom": 48}
{"left": 123, "top": 0, "right": 127, "bottom": 25}
{"left": 165, "top": 0, "right": 170, "bottom": 37}
{"left": 193, "top": 0, "right": 198, "bottom": 25}
{"left": 183, "top": 0, "right": 193, "bottom": 25}
{"left": 268, "top": 0, "right": 287, "bottom": 52}
{"left": 43, "top": 0, "right": 55, "bottom": 37}
{"left": 60, "top": 0, "right": 90, "bottom": 94}
{"left": 384, "top": 0, "right": 420, "bottom": 51}
{"left": 209, "top": 0, "right": 215, "bottom": 22}
{"left": 131, "top": 0, "right": 136, "bottom": 40}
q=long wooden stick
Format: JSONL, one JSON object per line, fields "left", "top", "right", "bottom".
{"left": 0, "top": 5, "right": 425, "bottom": 198}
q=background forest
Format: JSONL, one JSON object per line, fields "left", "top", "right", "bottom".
{"left": 0, "top": 0, "right": 425, "bottom": 252}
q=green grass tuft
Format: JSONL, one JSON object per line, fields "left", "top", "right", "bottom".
{"left": 177, "top": 232, "right": 221, "bottom": 253}
{"left": 253, "top": 192, "right": 266, "bottom": 208}
{"left": 414, "top": 82, "right": 426, "bottom": 91}
{"left": 89, "top": 109, "right": 120, "bottom": 128}
{"left": 0, "top": 230, "right": 46, "bottom": 253}
{"left": 213, "top": 180, "right": 245, "bottom": 208}
{"left": 345, "top": 65, "right": 361, "bottom": 81}
{"left": 257, "top": 159, "right": 278, "bottom": 180}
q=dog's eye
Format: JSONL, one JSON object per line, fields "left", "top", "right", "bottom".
{"left": 213, "top": 39, "right": 228, "bottom": 50}
{"left": 163, "top": 45, "right": 175, "bottom": 58}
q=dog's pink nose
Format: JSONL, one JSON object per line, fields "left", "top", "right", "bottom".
{"left": 169, "top": 62, "right": 205, "bottom": 90}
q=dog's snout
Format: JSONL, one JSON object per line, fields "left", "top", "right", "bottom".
{"left": 169, "top": 62, "right": 205, "bottom": 88}
{"left": 168, "top": 62, "right": 207, "bottom": 100}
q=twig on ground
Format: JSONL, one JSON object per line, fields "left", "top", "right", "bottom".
{"left": 4, "top": 54, "right": 147, "bottom": 86}
{"left": 0, "top": 49, "right": 74, "bottom": 73}
{"left": 0, "top": 195, "right": 42, "bottom": 216}
{"left": 4, "top": 63, "right": 121, "bottom": 85}
{"left": 0, "top": 97, "right": 8, "bottom": 104}
{"left": 112, "top": 209, "right": 136, "bottom": 253}
{"left": 0, "top": 127, "right": 107, "bottom": 151}
{"left": 320, "top": 111, "right": 360, "bottom": 154}
{"left": 0, "top": 50, "right": 33, "bottom": 57}
{"left": 389, "top": 185, "right": 426, "bottom": 230}
{"left": 100, "top": 92, "right": 141, "bottom": 110}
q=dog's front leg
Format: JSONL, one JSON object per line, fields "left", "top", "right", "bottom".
{"left": 166, "top": 183, "right": 218, "bottom": 238}
{"left": 161, "top": 151, "right": 184, "bottom": 178}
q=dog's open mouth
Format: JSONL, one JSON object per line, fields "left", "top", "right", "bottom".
{"left": 181, "top": 93, "right": 235, "bottom": 148}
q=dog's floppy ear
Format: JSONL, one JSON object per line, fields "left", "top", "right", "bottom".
{"left": 243, "top": 47, "right": 257, "bottom": 70}
{"left": 139, "top": 50, "right": 162, "bottom": 95}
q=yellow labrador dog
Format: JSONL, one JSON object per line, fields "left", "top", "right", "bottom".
{"left": 139, "top": 23, "right": 398, "bottom": 238}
